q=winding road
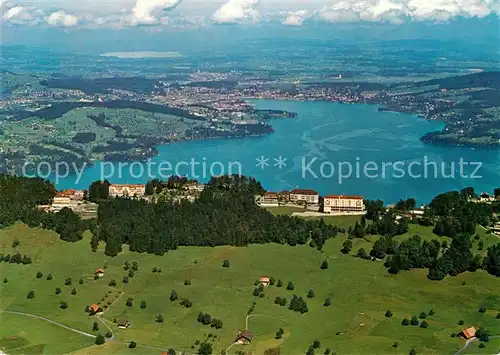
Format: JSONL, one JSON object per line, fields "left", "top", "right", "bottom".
{"left": 454, "top": 336, "right": 500, "bottom": 355}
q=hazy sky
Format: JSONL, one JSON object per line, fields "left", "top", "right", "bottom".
{"left": 1, "top": 0, "right": 499, "bottom": 29}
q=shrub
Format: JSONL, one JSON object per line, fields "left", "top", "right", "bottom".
{"left": 36, "top": 271, "right": 43, "bottom": 279}
{"left": 123, "top": 276, "right": 129, "bottom": 284}
{"left": 79, "top": 278, "right": 84, "bottom": 285}
{"left": 95, "top": 334, "right": 105, "bottom": 345}
{"left": 420, "top": 320, "right": 429, "bottom": 328}
{"left": 60, "top": 301, "right": 68, "bottom": 309}
{"left": 128, "top": 270, "right": 135, "bottom": 278}
{"left": 458, "top": 320, "right": 464, "bottom": 325}
{"left": 479, "top": 343, "right": 486, "bottom": 349}
{"left": 3, "top": 278, "right": 7, "bottom": 284}
{"left": 410, "top": 316, "right": 419, "bottom": 326}
{"left": 419, "top": 312, "right": 427, "bottom": 319}
{"left": 184, "top": 280, "right": 191, "bottom": 286}
{"left": 108, "top": 279, "right": 117, "bottom": 287}
{"left": 128, "top": 341, "right": 137, "bottom": 348}
{"left": 126, "top": 298, "right": 133, "bottom": 307}
{"left": 71, "top": 288, "right": 77, "bottom": 295}
{"left": 385, "top": 310, "right": 393, "bottom": 317}
{"left": 152, "top": 267, "right": 158, "bottom": 273}
{"left": 156, "top": 314, "right": 164, "bottom": 323}
{"left": 65, "top": 277, "right": 72, "bottom": 286}
{"left": 277, "top": 280, "right": 283, "bottom": 287}
{"left": 479, "top": 307, "right": 486, "bottom": 313}
{"left": 92, "top": 322, "right": 99, "bottom": 331}
{"left": 307, "top": 289, "right": 315, "bottom": 298}
{"left": 222, "top": 260, "right": 230, "bottom": 268}
{"left": 55, "top": 287, "right": 61, "bottom": 294}
{"left": 287, "top": 282, "right": 295, "bottom": 290}
{"left": 140, "top": 300, "right": 147, "bottom": 309}
{"left": 269, "top": 277, "right": 275, "bottom": 286}
{"left": 401, "top": 318, "right": 410, "bottom": 326}
{"left": 392, "top": 342, "right": 399, "bottom": 348}
{"left": 496, "top": 313, "right": 500, "bottom": 319}
{"left": 46, "top": 274, "right": 53, "bottom": 280}
{"left": 180, "top": 298, "right": 192, "bottom": 308}
{"left": 324, "top": 298, "right": 331, "bottom": 307}
{"left": 170, "top": 290, "right": 178, "bottom": 301}
{"left": 105, "top": 331, "right": 112, "bottom": 338}
{"left": 26, "top": 290, "right": 35, "bottom": 299}
{"left": 312, "top": 340, "right": 321, "bottom": 349}
{"left": 409, "top": 349, "right": 417, "bottom": 355}
{"left": 429, "top": 309, "right": 435, "bottom": 316}
{"left": 324, "top": 349, "right": 332, "bottom": 355}
{"left": 321, "top": 260, "right": 329, "bottom": 269}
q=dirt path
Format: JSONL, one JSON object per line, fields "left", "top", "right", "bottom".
{"left": 0, "top": 310, "right": 96, "bottom": 338}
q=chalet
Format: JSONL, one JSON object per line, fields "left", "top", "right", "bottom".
{"left": 95, "top": 268, "right": 105, "bottom": 277}
{"left": 117, "top": 319, "right": 130, "bottom": 329}
{"left": 323, "top": 195, "right": 364, "bottom": 213}
{"left": 289, "top": 189, "right": 319, "bottom": 205}
{"left": 234, "top": 330, "right": 253, "bottom": 344}
{"left": 108, "top": 184, "right": 145, "bottom": 198}
{"left": 259, "top": 276, "right": 270, "bottom": 287}
{"left": 460, "top": 327, "right": 476, "bottom": 340}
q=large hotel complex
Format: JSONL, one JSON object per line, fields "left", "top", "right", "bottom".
{"left": 323, "top": 195, "right": 365, "bottom": 213}
{"left": 260, "top": 189, "right": 365, "bottom": 213}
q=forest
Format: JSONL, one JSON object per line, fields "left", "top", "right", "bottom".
{"left": 95, "top": 175, "right": 338, "bottom": 257}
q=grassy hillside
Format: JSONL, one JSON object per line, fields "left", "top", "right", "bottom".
{"left": 0, "top": 223, "right": 499, "bottom": 355}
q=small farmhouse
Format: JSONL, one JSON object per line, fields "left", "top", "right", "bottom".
{"left": 117, "top": 319, "right": 130, "bottom": 329}
{"left": 88, "top": 303, "right": 101, "bottom": 315}
{"left": 460, "top": 327, "right": 477, "bottom": 340}
{"left": 234, "top": 330, "right": 253, "bottom": 344}
{"left": 259, "top": 276, "right": 270, "bottom": 287}
{"left": 95, "top": 268, "right": 105, "bottom": 277}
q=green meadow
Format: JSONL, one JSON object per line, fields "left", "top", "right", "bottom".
{"left": 0, "top": 221, "right": 499, "bottom": 355}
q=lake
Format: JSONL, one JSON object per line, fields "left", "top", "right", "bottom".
{"left": 56, "top": 99, "right": 500, "bottom": 204}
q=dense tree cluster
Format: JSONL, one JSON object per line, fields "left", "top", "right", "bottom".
{"left": 95, "top": 175, "right": 338, "bottom": 256}
{"left": 289, "top": 295, "right": 308, "bottom": 313}
{"left": 0, "top": 175, "right": 55, "bottom": 229}
{"left": 88, "top": 180, "right": 110, "bottom": 202}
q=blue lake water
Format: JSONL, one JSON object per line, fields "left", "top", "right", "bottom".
{"left": 56, "top": 99, "right": 499, "bottom": 204}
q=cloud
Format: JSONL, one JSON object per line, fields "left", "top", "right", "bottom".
{"left": 213, "top": 0, "right": 260, "bottom": 23}
{"left": 130, "top": 0, "right": 182, "bottom": 25}
{"left": 282, "top": 9, "right": 309, "bottom": 26}
{"left": 319, "top": 0, "right": 499, "bottom": 23}
{"left": 2, "top": 4, "right": 44, "bottom": 25}
{"left": 46, "top": 10, "right": 78, "bottom": 27}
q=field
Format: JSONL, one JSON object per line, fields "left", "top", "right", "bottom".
{"left": 0, "top": 222, "right": 499, "bottom": 355}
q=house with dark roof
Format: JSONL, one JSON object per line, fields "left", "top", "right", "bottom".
{"left": 234, "top": 330, "right": 253, "bottom": 344}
